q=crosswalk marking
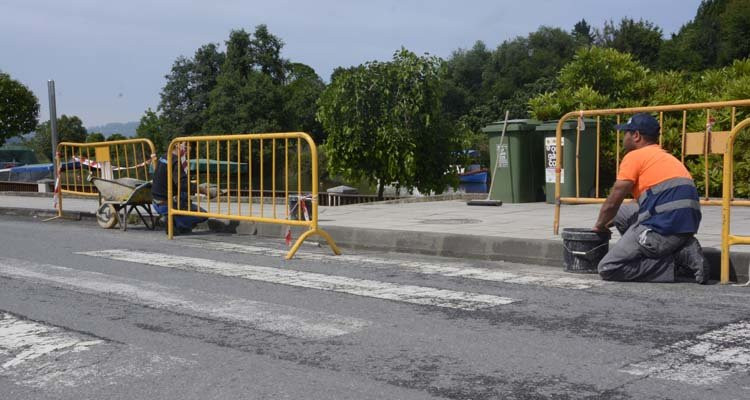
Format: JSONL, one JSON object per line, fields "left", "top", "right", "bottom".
{"left": 0, "top": 312, "right": 192, "bottom": 389}
{"left": 178, "top": 239, "right": 602, "bottom": 290}
{"left": 0, "top": 258, "right": 369, "bottom": 339}
{"left": 620, "top": 320, "right": 750, "bottom": 385}
{"left": 0, "top": 313, "right": 103, "bottom": 369}
{"left": 77, "top": 250, "right": 519, "bottom": 310}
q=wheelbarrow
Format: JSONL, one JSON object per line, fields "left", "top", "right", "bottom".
{"left": 87, "top": 174, "right": 157, "bottom": 230}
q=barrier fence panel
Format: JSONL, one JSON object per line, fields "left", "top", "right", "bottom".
{"left": 54, "top": 139, "right": 156, "bottom": 217}
{"left": 721, "top": 118, "right": 750, "bottom": 284}
{"left": 552, "top": 99, "right": 750, "bottom": 235}
{"left": 166, "top": 132, "right": 340, "bottom": 259}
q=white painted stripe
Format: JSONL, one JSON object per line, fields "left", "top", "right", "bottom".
{"left": 179, "top": 239, "right": 602, "bottom": 290}
{"left": 0, "top": 258, "right": 368, "bottom": 339}
{"left": 0, "top": 312, "right": 194, "bottom": 389}
{"left": 621, "top": 321, "right": 750, "bottom": 385}
{"left": 77, "top": 250, "right": 518, "bottom": 310}
{"left": 0, "top": 313, "right": 103, "bottom": 369}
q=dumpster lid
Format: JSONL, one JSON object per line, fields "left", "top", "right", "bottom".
{"left": 481, "top": 119, "right": 540, "bottom": 133}
{"left": 326, "top": 185, "right": 358, "bottom": 194}
{"left": 536, "top": 118, "right": 597, "bottom": 131}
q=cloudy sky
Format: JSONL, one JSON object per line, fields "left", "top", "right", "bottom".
{"left": 1, "top": 0, "right": 702, "bottom": 128}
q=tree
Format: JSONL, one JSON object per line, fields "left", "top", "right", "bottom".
{"left": 86, "top": 132, "right": 105, "bottom": 143}
{"left": 136, "top": 108, "right": 166, "bottom": 154}
{"left": 107, "top": 133, "right": 127, "bottom": 141}
{"left": 317, "top": 49, "right": 455, "bottom": 199}
{"left": 204, "top": 27, "right": 286, "bottom": 134}
{"left": 572, "top": 19, "right": 594, "bottom": 47}
{"left": 484, "top": 27, "right": 576, "bottom": 101}
{"left": 282, "top": 62, "right": 326, "bottom": 142}
{"left": 442, "top": 41, "right": 492, "bottom": 122}
{"left": 658, "top": 0, "right": 750, "bottom": 71}
{"left": 596, "top": 18, "right": 663, "bottom": 68}
{"left": 251, "top": 24, "right": 287, "bottom": 84}
{"left": 717, "top": 0, "right": 750, "bottom": 65}
{"left": 31, "top": 115, "right": 88, "bottom": 161}
{"left": 158, "top": 43, "right": 224, "bottom": 139}
{"left": 0, "top": 71, "right": 39, "bottom": 146}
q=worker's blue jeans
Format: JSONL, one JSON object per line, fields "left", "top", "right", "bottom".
{"left": 153, "top": 195, "right": 207, "bottom": 233}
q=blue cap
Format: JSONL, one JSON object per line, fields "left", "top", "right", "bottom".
{"left": 615, "top": 113, "right": 660, "bottom": 137}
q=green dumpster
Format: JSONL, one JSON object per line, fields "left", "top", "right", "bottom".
{"left": 481, "top": 119, "right": 544, "bottom": 203}
{"left": 537, "top": 119, "right": 597, "bottom": 204}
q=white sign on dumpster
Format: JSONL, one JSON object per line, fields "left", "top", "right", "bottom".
{"left": 545, "top": 137, "right": 563, "bottom": 183}
{"left": 496, "top": 143, "right": 509, "bottom": 168}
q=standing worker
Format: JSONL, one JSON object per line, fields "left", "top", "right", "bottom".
{"left": 592, "top": 113, "right": 709, "bottom": 283}
{"left": 152, "top": 143, "right": 215, "bottom": 234}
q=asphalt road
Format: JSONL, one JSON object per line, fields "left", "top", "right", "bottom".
{"left": 0, "top": 214, "right": 749, "bottom": 400}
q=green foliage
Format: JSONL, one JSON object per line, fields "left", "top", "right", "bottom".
{"left": 442, "top": 26, "right": 577, "bottom": 168}
{"left": 572, "top": 19, "right": 594, "bottom": 47}
{"left": 86, "top": 132, "right": 105, "bottom": 143}
{"left": 159, "top": 43, "right": 225, "bottom": 139}
{"left": 107, "top": 133, "right": 127, "bottom": 141}
{"left": 659, "top": 0, "right": 750, "bottom": 71}
{"left": 596, "top": 18, "right": 663, "bottom": 68}
{"left": 317, "top": 49, "right": 455, "bottom": 198}
{"left": 158, "top": 25, "right": 326, "bottom": 145}
{"left": 559, "top": 47, "right": 648, "bottom": 100}
{"left": 0, "top": 71, "right": 39, "bottom": 146}
{"left": 31, "top": 115, "right": 88, "bottom": 162}
{"left": 136, "top": 108, "right": 166, "bottom": 154}
{"left": 204, "top": 27, "right": 287, "bottom": 134}
{"left": 283, "top": 63, "right": 326, "bottom": 142}
{"left": 484, "top": 27, "right": 577, "bottom": 101}
{"left": 529, "top": 47, "right": 648, "bottom": 120}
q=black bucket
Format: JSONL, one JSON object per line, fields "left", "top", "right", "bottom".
{"left": 561, "top": 228, "right": 611, "bottom": 273}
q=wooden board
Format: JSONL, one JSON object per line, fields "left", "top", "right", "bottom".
{"left": 710, "top": 131, "right": 729, "bottom": 154}
{"left": 684, "top": 132, "right": 705, "bottom": 155}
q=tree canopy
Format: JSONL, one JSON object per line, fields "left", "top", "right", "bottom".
{"left": 153, "top": 24, "right": 326, "bottom": 144}
{"left": 659, "top": 0, "right": 750, "bottom": 71}
{"left": 317, "top": 49, "right": 455, "bottom": 198}
{"left": 136, "top": 108, "right": 166, "bottom": 154}
{"left": 0, "top": 71, "right": 39, "bottom": 146}
{"left": 31, "top": 115, "right": 88, "bottom": 162}
{"left": 596, "top": 18, "right": 663, "bottom": 69}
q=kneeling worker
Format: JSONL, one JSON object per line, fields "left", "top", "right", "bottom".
{"left": 592, "top": 113, "right": 709, "bottom": 283}
{"left": 152, "top": 143, "right": 215, "bottom": 234}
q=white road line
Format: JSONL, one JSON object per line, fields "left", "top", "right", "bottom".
{"left": 0, "top": 313, "right": 103, "bottom": 369}
{"left": 0, "top": 258, "right": 369, "bottom": 339}
{"left": 620, "top": 320, "right": 750, "bottom": 385}
{"left": 77, "top": 250, "right": 519, "bottom": 310}
{"left": 0, "top": 312, "right": 192, "bottom": 389}
{"left": 179, "top": 239, "right": 602, "bottom": 290}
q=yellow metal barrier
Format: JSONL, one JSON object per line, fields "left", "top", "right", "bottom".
{"left": 720, "top": 118, "right": 750, "bottom": 284}
{"left": 553, "top": 99, "right": 750, "bottom": 234}
{"left": 166, "top": 132, "right": 341, "bottom": 259}
{"left": 54, "top": 139, "right": 156, "bottom": 217}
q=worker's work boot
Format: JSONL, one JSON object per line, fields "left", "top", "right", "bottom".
{"left": 674, "top": 237, "right": 709, "bottom": 284}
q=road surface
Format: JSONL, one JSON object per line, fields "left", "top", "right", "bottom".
{"left": 0, "top": 215, "right": 749, "bottom": 399}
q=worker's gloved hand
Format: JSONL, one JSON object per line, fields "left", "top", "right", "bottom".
{"left": 591, "top": 223, "right": 610, "bottom": 233}
{"left": 197, "top": 183, "right": 220, "bottom": 199}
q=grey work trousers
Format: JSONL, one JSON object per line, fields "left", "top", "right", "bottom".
{"left": 597, "top": 203, "right": 691, "bottom": 282}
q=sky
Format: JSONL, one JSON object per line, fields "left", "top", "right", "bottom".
{"left": 1, "top": 0, "right": 703, "bottom": 128}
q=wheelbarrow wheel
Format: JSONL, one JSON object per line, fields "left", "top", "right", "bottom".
{"left": 96, "top": 204, "right": 118, "bottom": 229}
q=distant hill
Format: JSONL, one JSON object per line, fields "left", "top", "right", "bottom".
{"left": 87, "top": 121, "right": 139, "bottom": 138}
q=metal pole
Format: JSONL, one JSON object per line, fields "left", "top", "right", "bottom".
{"left": 47, "top": 80, "right": 58, "bottom": 176}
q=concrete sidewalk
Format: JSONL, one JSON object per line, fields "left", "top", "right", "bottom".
{"left": 2, "top": 192, "right": 749, "bottom": 282}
